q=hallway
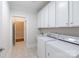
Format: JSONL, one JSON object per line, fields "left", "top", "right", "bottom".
{"left": 1, "top": 42, "right": 37, "bottom": 58}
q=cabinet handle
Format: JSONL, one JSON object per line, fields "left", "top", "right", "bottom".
{"left": 71, "top": 22, "right": 73, "bottom": 24}
{"left": 48, "top": 53, "right": 50, "bottom": 56}
{"left": 66, "top": 23, "right": 68, "bottom": 24}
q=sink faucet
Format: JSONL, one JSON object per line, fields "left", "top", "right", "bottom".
{"left": 0, "top": 48, "right": 4, "bottom": 52}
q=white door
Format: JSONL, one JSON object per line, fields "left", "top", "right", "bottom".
{"left": 56, "top": 1, "right": 68, "bottom": 27}
{"left": 71, "top": 2, "right": 79, "bottom": 27}
{"left": 48, "top": 2, "right": 55, "bottom": 27}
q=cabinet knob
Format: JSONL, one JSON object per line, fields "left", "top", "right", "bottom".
{"left": 66, "top": 23, "right": 68, "bottom": 24}
{"left": 48, "top": 53, "right": 50, "bottom": 56}
{"left": 71, "top": 22, "right": 73, "bottom": 24}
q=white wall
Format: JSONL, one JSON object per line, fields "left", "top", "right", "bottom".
{"left": 11, "top": 11, "right": 38, "bottom": 48}
{"left": 0, "top": 1, "right": 2, "bottom": 48}
{"left": 2, "top": 1, "right": 38, "bottom": 48}
{"left": 2, "top": 1, "right": 11, "bottom": 49}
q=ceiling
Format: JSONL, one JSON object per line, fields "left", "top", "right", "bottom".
{"left": 8, "top": 1, "right": 49, "bottom": 13}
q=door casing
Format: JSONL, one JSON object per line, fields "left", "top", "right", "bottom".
{"left": 12, "top": 16, "right": 27, "bottom": 46}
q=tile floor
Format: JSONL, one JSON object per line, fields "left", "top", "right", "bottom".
{"left": 0, "top": 41, "right": 37, "bottom": 58}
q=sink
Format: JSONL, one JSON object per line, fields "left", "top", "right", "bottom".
{"left": 68, "top": 38, "right": 76, "bottom": 42}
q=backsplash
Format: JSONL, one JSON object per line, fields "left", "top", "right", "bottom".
{"left": 39, "top": 27, "right": 79, "bottom": 37}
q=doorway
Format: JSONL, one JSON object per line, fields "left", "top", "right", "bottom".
{"left": 12, "top": 16, "right": 26, "bottom": 46}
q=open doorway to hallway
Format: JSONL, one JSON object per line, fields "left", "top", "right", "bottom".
{"left": 12, "top": 16, "right": 26, "bottom": 46}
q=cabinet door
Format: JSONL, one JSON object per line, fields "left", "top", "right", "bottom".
{"left": 71, "top": 2, "right": 79, "bottom": 26}
{"left": 69, "top": 1, "right": 73, "bottom": 27}
{"left": 48, "top": 2, "right": 55, "bottom": 27}
{"left": 37, "top": 38, "right": 41, "bottom": 57}
{"left": 37, "top": 10, "right": 44, "bottom": 28}
{"left": 42, "top": 4, "right": 49, "bottom": 28}
{"left": 37, "top": 38, "right": 46, "bottom": 57}
{"left": 37, "top": 11, "right": 41, "bottom": 28}
{"left": 37, "top": 38, "right": 43, "bottom": 57}
{"left": 46, "top": 44, "right": 72, "bottom": 58}
{"left": 40, "top": 8, "right": 45, "bottom": 28}
{"left": 56, "top": 1, "right": 68, "bottom": 27}
{"left": 37, "top": 3, "right": 49, "bottom": 28}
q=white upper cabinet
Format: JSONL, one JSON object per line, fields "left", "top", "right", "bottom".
{"left": 69, "top": 1, "right": 73, "bottom": 27}
{"left": 37, "top": 3, "right": 49, "bottom": 28}
{"left": 37, "top": 11, "right": 41, "bottom": 28}
{"left": 56, "top": 1, "right": 68, "bottom": 27}
{"left": 48, "top": 2, "right": 56, "bottom": 27}
{"left": 40, "top": 8, "right": 45, "bottom": 28}
{"left": 69, "top": 1, "right": 79, "bottom": 27}
{"left": 37, "top": 1, "right": 79, "bottom": 28}
{"left": 44, "top": 4, "right": 49, "bottom": 28}
{"left": 37, "top": 8, "right": 45, "bottom": 28}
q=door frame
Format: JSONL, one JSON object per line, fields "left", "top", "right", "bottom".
{"left": 12, "top": 16, "right": 27, "bottom": 46}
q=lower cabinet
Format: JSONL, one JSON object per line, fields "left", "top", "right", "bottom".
{"left": 37, "top": 37, "right": 46, "bottom": 58}
{"left": 46, "top": 44, "right": 72, "bottom": 58}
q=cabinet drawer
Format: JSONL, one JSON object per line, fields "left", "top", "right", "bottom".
{"left": 46, "top": 44, "right": 72, "bottom": 58}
